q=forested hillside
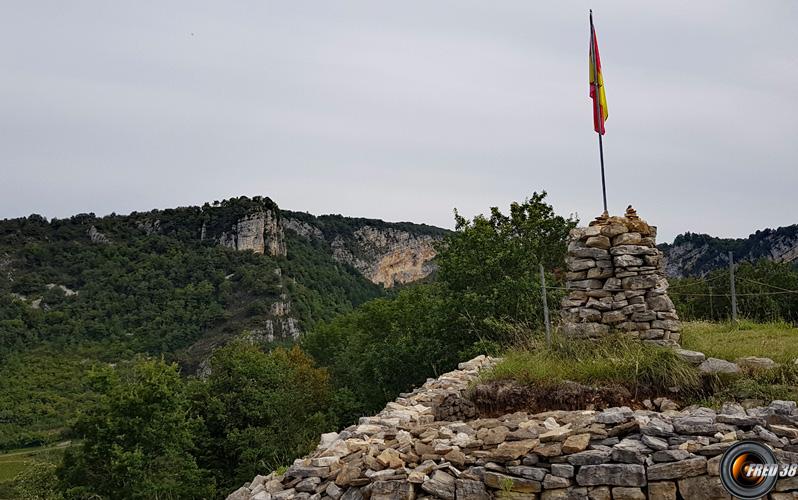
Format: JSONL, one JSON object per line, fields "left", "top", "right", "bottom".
{"left": 0, "top": 196, "right": 444, "bottom": 452}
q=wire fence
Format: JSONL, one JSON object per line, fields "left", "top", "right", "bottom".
{"left": 546, "top": 257, "right": 798, "bottom": 324}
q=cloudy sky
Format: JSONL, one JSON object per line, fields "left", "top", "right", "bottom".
{"left": 2, "top": 1, "right": 796, "bottom": 241}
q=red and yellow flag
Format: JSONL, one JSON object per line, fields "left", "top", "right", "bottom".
{"left": 589, "top": 23, "right": 608, "bottom": 135}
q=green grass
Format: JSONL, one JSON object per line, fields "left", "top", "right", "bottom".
{"left": 0, "top": 443, "right": 68, "bottom": 500}
{"left": 681, "top": 320, "right": 798, "bottom": 363}
{"left": 483, "top": 335, "right": 701, "bottom": 395}
{"left": 0, "top": 459, "right": 28, "bottom": 484}
{"left": 0, "top": 442, "right": 69, "bottom": 484}
{"left": 484, "top": 322, "right": 798, "bottom": 409}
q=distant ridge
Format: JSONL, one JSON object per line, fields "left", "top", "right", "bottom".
{"left": 659, "top": 224, "right": 798, "bottom": 277}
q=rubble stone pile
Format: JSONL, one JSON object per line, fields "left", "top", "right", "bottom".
{"left": 228, "top": 355, "right": 798, "bottom": 500}
{"left": 560, "top": 207, "right": 681, "bottom": 345}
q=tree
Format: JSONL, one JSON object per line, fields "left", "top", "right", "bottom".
{"left": 189, "top": 343, "right": 334, "bottom": 491}
{"left": 435, "top": 191, "right": 576, "bottom": 335}
{"left": 303, "top": 193, "right": 577, "bottom": 417}
{"left": 11, "top": 459, "right": 64, "bottom": 500}
{"left": 302, "top": 284, "right": 456, "bottom": 412}
{"left": 57, "top": 358, "right": 215, "bottom": 500}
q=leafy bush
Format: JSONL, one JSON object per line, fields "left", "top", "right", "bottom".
{"left": 10, "top": 459, "right": 64, "bottom": 500}
{"left": 436, "top": 192, "right": 576, "bottom": 336}
{"left": 302, "top": 284, "right": 460, "bottom": 412}
{"left": 189, "top": 343, "right": 335, "bottom": 492}
{"left": 55, "top": 344, "right": 337, "bottom": 499}
{"left": 303, "top": 193, "right": 577, "bottom": 414}
{"left": 57, "top": 358, "right": 215, "bottom": 500}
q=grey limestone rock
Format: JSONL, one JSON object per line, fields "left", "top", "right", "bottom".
{"left": 647, "top": 457, "right": 707, "bottom": 481}
{"left": 698, "top": 358, "right": 740, "bottom": 374}
{"left": 575, "top": 464, "right": 647, "bottom": 487}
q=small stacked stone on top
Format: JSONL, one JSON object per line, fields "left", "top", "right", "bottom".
{"left": 560, "top": 206, "right": 681, "bottom": 345}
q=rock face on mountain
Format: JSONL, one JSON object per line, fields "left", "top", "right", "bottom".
{"left": 329, "top": 226, "right": 439, "bottom": 288}
{"left": 218, "top": 210, "right": 287, "bottom": 257}
{"left": 230, "top": 354, "right": 798, "bottom": 500}
{"left": 282, "top": 212, "right": 447, "bottom": 288}
{"left": 241, "top": 293, "right": 301, "bottom": 343}
{"left": 87, "top": 225, "right": 110, "bottom": 244}
{"left": 660, "top": 224, "right": 798, "bottom": 278}
{"left": 128, "top": 197, "right": 446, "bottom": 288}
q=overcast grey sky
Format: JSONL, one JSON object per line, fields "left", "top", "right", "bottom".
{"left": 2, "top": 1, "right": 796, "bottom": 241}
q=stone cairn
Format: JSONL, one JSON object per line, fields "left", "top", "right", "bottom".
{"left": 560, "top": 207, "right": 681, "bottom": 345}
{"left": 229, "top": 355, "right": 798, "bottom": 500}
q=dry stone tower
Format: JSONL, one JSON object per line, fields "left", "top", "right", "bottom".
{"left": 560, "top": 206, "right": 681, "bottom": 345}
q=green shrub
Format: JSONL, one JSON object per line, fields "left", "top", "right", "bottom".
{"left": 57, "top": 358, "right": 215, "bottom": 500}
{"left": 189, "top": 343, "right": 335, "bottom": 492}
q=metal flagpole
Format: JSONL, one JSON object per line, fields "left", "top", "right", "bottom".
{"left": 590, "top": 10, "right": 608, "bottom": 215}
{"left": 539, "top": 264, "right": 551, "bottom": 348}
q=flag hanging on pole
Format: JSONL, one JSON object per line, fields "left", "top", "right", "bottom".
{"left": 589, "top": 10, "right": 609, "bottom": 215}
{"left": 589, "top": 15, "right": 608, "bottom": 135}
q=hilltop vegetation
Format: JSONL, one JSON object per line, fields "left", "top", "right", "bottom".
{"left": 660, "top": 224, "right": 798, "bottom": 277}
{"left": 1, "top": 196, "right": 431, "bottom": 452}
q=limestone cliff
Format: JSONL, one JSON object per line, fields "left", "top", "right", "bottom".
{"left": 283, "top": 212, "right": 448, "bottom": 288}
{"left": 87, "top": 225, "right": 110, "bottom": 244}
{"left": 129, "top": 196, "right": 288, "bottom": 257}
{"left": 241, "top": 293, "right": 301, "bottom": 343}
{"left": 330, "top": 226, "right": 439, "bottom": 288}
{"left": 129, "top": 198, "right": 446, "bottom": 287}
{"left": 660, "top": 224, "right": 798, "bottom": 277}
{"left": 218, "top": 210, "right": 287, "bottom": 257}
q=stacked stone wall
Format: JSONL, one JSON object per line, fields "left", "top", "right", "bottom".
{"left": 229, "top": 355, "right": 798, "bottom": 500}
{"left": 560, "top": 208, "right": 681, "bottom": 345}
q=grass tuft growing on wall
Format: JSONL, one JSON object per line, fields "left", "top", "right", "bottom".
{"left": 483, "top": 335, "right": 701, "bottom": 397}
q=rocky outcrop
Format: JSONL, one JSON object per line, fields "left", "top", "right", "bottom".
{"left": 230, "top": 355, "right": 798, "bottom": 500}
{"left": 331, "top": 227, "right": 439, "bottom": 288}
{"left": 87, "top": 225, "right": 110, "bottom": 244}
{"left": 241, "top": 294, "right": 302, "bottom": 342}
{"left": 45, "top": 283, "right": 78, "bottom": 296}
{"left": 135, "top": 218, "right": 161, "bottom": 236}
{"left": 660, "top": 225, "right": 798, "bottom": 278}
{"left": 283, "top": 212, "right": 447, "bottom": 288}
{"left": 130, "top": 197, "right": 288, "bottom": 257}
{"left": 560, "top": 208, "right": 681, "bottom": 345}
{"left": 283, "top": 218, "right": 324, "bottom": 241}
{"left": 128, "top": 198, "right": 444, "bottom": 288}
{"left": 219, "top": 211, "right": 287, "bottom": 257}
